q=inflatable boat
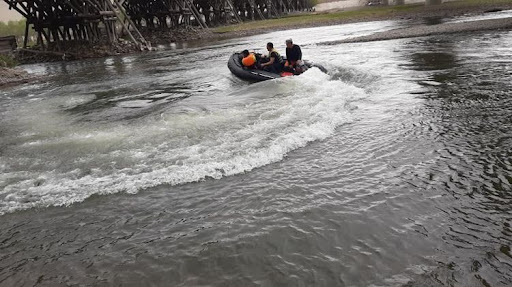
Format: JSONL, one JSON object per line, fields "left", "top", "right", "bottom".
{"left": 227, "top": 52, "right": 324, "bottom": 82}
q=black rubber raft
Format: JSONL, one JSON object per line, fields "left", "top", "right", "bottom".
{"left": 227, "top": 53, "right": 324, "bottom": 82}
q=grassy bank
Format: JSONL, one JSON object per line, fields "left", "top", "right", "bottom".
{"left": 0, "top": 54, "right": 17, "bottom": 67}
{"left": 214, "top": 5, "right": 420, "bottom": 33}
{"left": 213, "top": 0, "right": 512, "bottom": 33}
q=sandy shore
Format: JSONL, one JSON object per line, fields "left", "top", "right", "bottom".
{"left": 314, "top": 0, "right": 460, "bottom": 13}
{"left": 325, "top": 16, "right": 512, "bottom": 44}
{"left": 315, "top": 0, "right": 367, "bottom": 12}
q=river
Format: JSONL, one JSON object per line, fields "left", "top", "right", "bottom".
{"left": 1, "top": 13, "right": 511, "bottom": 286}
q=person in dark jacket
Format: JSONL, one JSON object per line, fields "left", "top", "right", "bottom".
{"left": 284, "top": 39, "right": 304, "bottom": 74}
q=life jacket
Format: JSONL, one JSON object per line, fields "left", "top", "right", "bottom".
{"left": 242, "top": 53, "right": 256, "bottom": 67}
{"left": 268, "top": 48, "right": 284, "bottom": 64}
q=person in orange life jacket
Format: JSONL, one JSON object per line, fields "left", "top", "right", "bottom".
{"left": 241, "top": 50, "right": 257, "bottom": 69}
{"left": 284, "top": 38, "right": 304, "bottom": 74}
{"left": 260, "top": 42, "right": 284, "bottom": 74}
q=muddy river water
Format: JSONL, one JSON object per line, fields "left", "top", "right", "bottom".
{"left": 1, "top": 13, "right": 511, "bottom": 286}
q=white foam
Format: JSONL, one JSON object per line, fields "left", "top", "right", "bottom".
{"left": 0, "top": 68, "right": 365, "bottom": 215}
{"left": 117, "top": 100, "right": 153, "bottom": 108}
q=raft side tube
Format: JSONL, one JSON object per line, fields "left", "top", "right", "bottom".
{"left": 228, "top": 53, "right": 327, "bottom": 82}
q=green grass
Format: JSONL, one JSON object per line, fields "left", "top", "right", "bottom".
{"left": 214, "top": 0, "right": 512, "bottom": 33}
{"left": 214, "top": 5, "right": 418, "bottom": 33}
{"left": 0, "top": 54, "right": 17, "bottom": 68}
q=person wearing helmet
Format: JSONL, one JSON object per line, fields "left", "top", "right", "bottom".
{"left": 260, "top": 42, "right": 284, "bottom": 74}
{"left": 241, "top": 50, "right": 257, "bottom": 69}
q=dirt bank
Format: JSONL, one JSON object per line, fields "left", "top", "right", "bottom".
{"left": 0, "top": 67, "right": 39, "bottom": 88}
{"left": 323, "top": 16, "right": 512, "bottom": 44}
{"left": 15, "top": 39, "right": 143, "bottom": 64}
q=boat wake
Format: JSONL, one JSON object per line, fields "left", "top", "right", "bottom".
{"left": 0, "top": 68, "right": 368, "bottom": 215}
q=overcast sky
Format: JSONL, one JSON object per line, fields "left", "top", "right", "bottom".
{"left": 0, "top": 2, "right": 23, "bottom": 22}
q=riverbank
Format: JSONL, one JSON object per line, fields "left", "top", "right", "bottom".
{"left": 54, "top": 1, "right": 512, "bottom": 49}
{"left": 0, "top": 67, "right": 39, "bottom": 87}
{"left": 143, "top": 0, "right": 512, "bottom": 44}
{"left": 207, "top": 0, "right": 512, "bottom": 38}
{"left": 323, "top": 15, "right": 512, "bottom": 44}
{"left": 3, "top": 0, "right": 512, "bottom": 77}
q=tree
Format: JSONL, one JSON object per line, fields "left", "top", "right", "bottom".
{"left": 0, "top": 20, "right": 32, "bottom": 37}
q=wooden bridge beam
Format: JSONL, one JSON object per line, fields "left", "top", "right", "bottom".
{"left": 3, "top": 0, "right": 314, "bottom": 53}
{"left": 3, "top": 0, "right": 149, "bottom": 51}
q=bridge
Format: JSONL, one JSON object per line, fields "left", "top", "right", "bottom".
{"left": 3, "top": 0, "right": 312, "bottom": 51}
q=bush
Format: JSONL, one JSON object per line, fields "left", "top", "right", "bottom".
{"left": 308, "top": 0, "right": 319, "bottom": 7}
{"left": 0, "top": 20, "right": 29, "bottom": 37}
{"left": 0, "top": 54, "right": 17, "bottom": 68}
